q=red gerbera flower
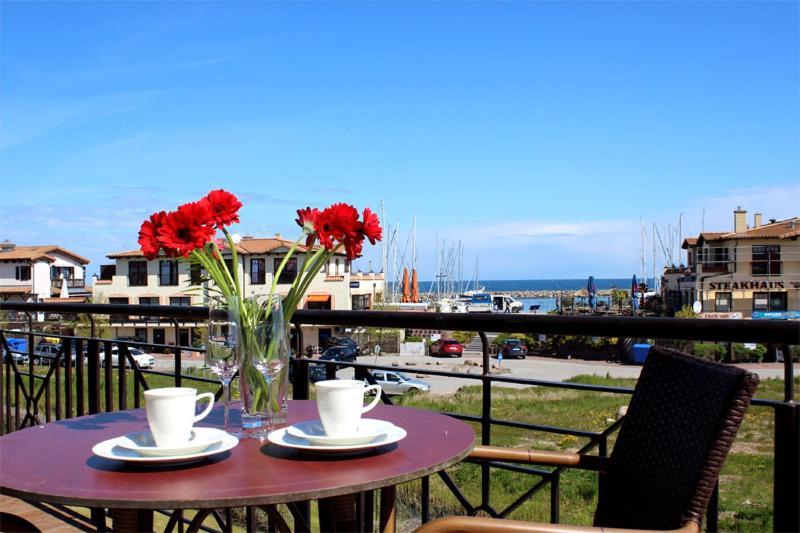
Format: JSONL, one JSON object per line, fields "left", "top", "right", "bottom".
{"left": 138, "top": 211, "right": 167, "bottom": 260}
{"left": 157, "top": 203, "right": 215, "bottom": 257}
{"left": 205, "top": 189, "right": 242, "bottom": 228}
{"left": 361, "top": 207, "right": 382, "bottom": 245}
{"left": 295, "top": 207, "right": 321, "bottom": 246}
{"left": 318, "top": 204, "right": 360, "bottom": 237}
{"left": 342, "top": 234, "right": 364, "bottom": 260}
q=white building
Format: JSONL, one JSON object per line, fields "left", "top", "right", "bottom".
{"left": 662, "top": 209, "right": 800, "bottom": 318}
{"left": 0, "top": 241, "right": 90, "bottom": 302}
{"left": 94, "top": 236, "right": 385, "bottom": 350}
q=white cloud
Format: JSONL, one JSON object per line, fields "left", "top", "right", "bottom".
{"left": 0, "top": 91, "right": 161, "bottom": 150}
{"left": 371, "top": 183, "right": 799, "bottom": 280}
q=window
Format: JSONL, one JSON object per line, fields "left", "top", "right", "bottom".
{"left": 274, "top": 257, "right": 297, "bottom": 284}
{"left": 159, "top": 261, "right": 178, "bottom": 286}
{"left": 752, "top": 245, "right": 781, "bottom": 275}
{"left": 769, "top": 292, "right": 788, "bottom": 311}
{"left": 715, "top": 292, "right": 732, "bottom": 312}
{"left": 100, "top": 265, "right": 116, "bottom": 280}
{"left": 250, "top": 258, "right": 266, "bottom": 284}
{"left": 352, "top": 294, "right": 370, "bottom": 310}
{"left": 139, "top": 297, "right": 159, "bottom": 305}
{"left": 50, "top": 266, "right": 74, "bottom": 280}
{"left": 224, "top": 259, "right": 235, "bottom": 277}
{"left": 128, "top": 261, "right": 148, "bottom": 286}
{"left": 170, "top": 296, "right": 190, "bottom": 306}
{"left": 134, "top": 329, "right": 147, "bottom": 343}
{"left": 15, "top": 265, "right": 31, "bottom": 281}
{"left": 345, "top": 260, "right": 350, "bottom": 274}
{"left": 108, "top": 297, "right": 129, "bottom": 321}
{"left": 753, "top": 292, "right": 769, "bottom": 311}
{"left": 190, "top": 264, "right": 203, "bottom": 285}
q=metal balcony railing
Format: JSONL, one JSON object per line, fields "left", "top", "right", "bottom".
{"left": 0, "top": 302, "right": 798, "bottom": 532}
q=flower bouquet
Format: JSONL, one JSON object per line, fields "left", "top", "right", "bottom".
{"left": 138, "top": 190, "right": 382, "bottom": 437}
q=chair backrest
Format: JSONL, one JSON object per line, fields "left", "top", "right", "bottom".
{"left": 594, "top": 346, "right": 759, "bottom": 530}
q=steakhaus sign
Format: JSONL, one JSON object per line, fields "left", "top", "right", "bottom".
{"left": 708, "top": 281, "right": 784, "bottom": 290}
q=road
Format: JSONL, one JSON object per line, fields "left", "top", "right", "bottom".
{"left": 155, "top": 350, "right": 796, "bottom": 397}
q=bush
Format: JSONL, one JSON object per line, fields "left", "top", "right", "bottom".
{"left": 733, "top": 344, "right": 766, "bottom": 363}
{"left": 693, "top": 342, "right": 726, "bottom": 361}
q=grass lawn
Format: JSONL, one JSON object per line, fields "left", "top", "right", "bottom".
{"left": 391, "top": 375, "right": 794, "bottom": 532}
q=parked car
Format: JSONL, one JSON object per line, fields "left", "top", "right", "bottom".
{"left": 289, "top": 362, "right": 330, "bottom": 384}
{"left": 100, "top": 346, "right": 156, "bottom": 369}
{"left": 308, "top": 364, "right": 329, "bottom": 383}
{"left": 34, "top": 343, "right": 63, "bottom": 365}
{"left": 319, "top": 345, "right": 358, "bottom": 364}
{"left": 322, "top": 336, "right": 362, "bottom": 356}
{"left": 370, "top": 370, "right": 430, "bottom": 395}
{"left": 429, "top": 339, "right": 463, "bottom": 357}
{"left": 500, "top": 338, "right": 528, "bottom": 359}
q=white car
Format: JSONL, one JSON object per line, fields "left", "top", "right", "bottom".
{"left": 101, "top": 346, "right": 156, "bottom": 369}
{"left": 370, "top": 370, "right": 431, "bottom": 395}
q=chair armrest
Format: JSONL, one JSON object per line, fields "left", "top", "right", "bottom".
{"left": 415, "top": 516, "right": 701, "bottom": 533}
{"left": 468, "top": 445, "right": 609, "bottom": 472}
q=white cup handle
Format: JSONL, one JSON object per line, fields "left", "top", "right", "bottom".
{"left": 194, "top": 392, "right": 215, "bottom": 423}
{"left": 361, "top": 385, "right": 382, "bottom": 414}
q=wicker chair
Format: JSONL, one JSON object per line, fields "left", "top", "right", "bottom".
{"left": 417, "top": 346, "right": 759, "bottom": 533}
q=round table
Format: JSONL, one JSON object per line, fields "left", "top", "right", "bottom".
{"left": 0, "top": 400, "right": 475, "bottom": 532}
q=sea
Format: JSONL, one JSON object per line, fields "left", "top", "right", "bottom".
{"left": 391, "top": 278, "right": 653, "bottom": 314}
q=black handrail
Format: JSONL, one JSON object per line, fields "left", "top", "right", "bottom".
{"left": 4, "top": 302, "right": 798, "bottom": 344}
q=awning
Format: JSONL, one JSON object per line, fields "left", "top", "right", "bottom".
{"left": 306, "top": 294, "right": 331, "bottom": 303}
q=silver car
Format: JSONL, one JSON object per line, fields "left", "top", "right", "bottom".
{"left": 371, "top": 370, "right": 430, "bottom": 395}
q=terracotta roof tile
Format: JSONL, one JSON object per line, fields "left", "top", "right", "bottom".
{"left": 108, "top": 237, "right": 343, "bottom": 259}
{"left": 697, "top": 218, "right": 800, "bottom": 242}
{"left": 0, "top": 287, "right": 31, "bottom": 294}
{"left": 0, "top": 246, "right": 90, "bottom": 264}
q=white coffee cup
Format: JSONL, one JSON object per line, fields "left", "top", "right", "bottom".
{"left": 315, "top": 379, "right": 382, "bottom": 437}
{"left": 144, "top": 387, "right": 215, "bottom": 448}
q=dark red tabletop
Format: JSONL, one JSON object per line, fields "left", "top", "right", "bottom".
{"left": 0, "top": 400, "right": 475, "bottom": 510}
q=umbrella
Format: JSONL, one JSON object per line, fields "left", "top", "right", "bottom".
{"left": 401, "top": 268, "right": 410, "bottom": 303}
{"left": 59, "top": 274, "right": 69, "bottom": 299}
{"left": 411, "top": 269, "right": 419, "bottom": 303}
{"left": 631, "top": 274, "right": 639, "bottom": 311}
{"left": 587, "top": 276, "right": 597, "bottom": 311}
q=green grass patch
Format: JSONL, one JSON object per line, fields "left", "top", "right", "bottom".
{"left": 393, "top": 374, "right": 795, "bottom": 531}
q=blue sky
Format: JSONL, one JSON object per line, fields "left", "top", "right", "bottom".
{"left": 1, "top": 1, "right": 798, "bottom": 281}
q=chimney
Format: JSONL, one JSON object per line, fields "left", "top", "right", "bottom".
{"left": 274, "top": 233, "right": 282, "bottom": 240}
{"left": 0, "top": 240, "right": 16, "bottom": 253}
{"left": 734, "top": 206, "right": 747, "bottom": 233}
{"left": 753, "top": 213, "right": 762, "bottom": 228}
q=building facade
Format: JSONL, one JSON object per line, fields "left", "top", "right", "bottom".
{"left": 0, "top": 242, "right": 90, "bottom": 302}
{"left": 94, "top": 236, "right": 385, "bottom": 349}
{"left": 662, "top": 209, "right": 799, "bottom": 319}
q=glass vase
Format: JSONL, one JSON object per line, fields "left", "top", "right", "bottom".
{"left": 234, "top": 294, "right": 290, "bottom": 440}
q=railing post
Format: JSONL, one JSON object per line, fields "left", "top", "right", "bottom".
{"left": 172, "top": 319, "right": 182, "bottom": 387}
{"left": 26, "top": 313, "right": 34, "bottom": 424}
{"left": 479, "top": 331, "right": 492, "bottom": 509}
{"left": 773, "top": 401, "right": 799, "bottom": 533}
{"left": 87, "top": 315, "right": 99, "bottom": 414}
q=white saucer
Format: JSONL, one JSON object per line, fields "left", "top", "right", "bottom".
{"left": 269, "top": 423, "right": 406, "bottom": 454}
{"left": 92, "top": 428, "right": 237, "bottom": 464}
{"left": 114, "top": 428, "right": 225, "bottom": 457}
{"left": 286, "top": 419, "right": 394, "bottom": 446}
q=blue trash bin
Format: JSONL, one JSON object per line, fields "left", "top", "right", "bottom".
{"left": 631, "top": 343, "right": 651, "bottom": 364}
